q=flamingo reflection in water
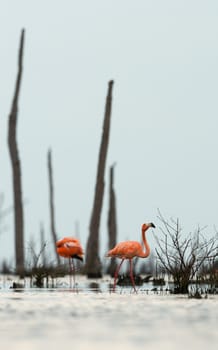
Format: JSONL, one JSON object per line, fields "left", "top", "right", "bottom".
{"left": 56, "top": 237, "right": 84, "bottom": 287}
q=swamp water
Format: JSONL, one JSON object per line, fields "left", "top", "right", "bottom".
{"left": 0, "top": 275, "right": 217, "bottom": 350}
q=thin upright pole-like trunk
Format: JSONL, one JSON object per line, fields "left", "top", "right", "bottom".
{"left": 8, "top": 29, "right": 25, "bottom": 277}
{"left": 107, "top": 163, "right": 117, "bottom": 277}
{"left": 40, "top": 222, "right": 46, "bottom": 267}
{"left": 85, "top": 80, "right": 114, "bottom": 278}
{"left": 47, "top": 149, "right": 60, "bottom": 264}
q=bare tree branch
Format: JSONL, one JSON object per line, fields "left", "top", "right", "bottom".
{"left": 155, "top": 210, "right": 218, "bottom": 293}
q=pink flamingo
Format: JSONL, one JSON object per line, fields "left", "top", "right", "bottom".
{"left": 56, "top": 237, "right": 84, "bottom": 287}
{"left": 106, "top": 222, "right": 155, "bottom": 292}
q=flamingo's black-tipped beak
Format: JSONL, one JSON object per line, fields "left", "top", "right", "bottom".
{"left": 73, "top": 254, "right": 84, "bottom": 262}
{"left": 150, "top": 222, "right": 156, "bottom": 228}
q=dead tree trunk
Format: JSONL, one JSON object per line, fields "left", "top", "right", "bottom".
{"left": 106, "top": 163, "right": 117, "bottom": 277}
{"left": 47, "top": 149, "right": 60, "bottom": 264}
{"left": 85, "top": 80, "right": 114, "bottom": 278}
{"left": 8, "top": 29, "right": 25, "bottom": 277}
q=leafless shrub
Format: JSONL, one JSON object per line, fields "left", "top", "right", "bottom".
{"left": 154, "top": 210, "right": 218, "bottom": 294}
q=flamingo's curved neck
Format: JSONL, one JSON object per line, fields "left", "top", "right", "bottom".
{"left": 142, "top": 226, "right": 150, "bottom": 258}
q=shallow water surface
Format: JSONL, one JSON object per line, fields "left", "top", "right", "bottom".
{"left": 0, "top": 277, "right": 217, "bottom": 350}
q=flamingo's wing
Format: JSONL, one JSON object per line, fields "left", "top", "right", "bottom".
{"left": 65, "top": 241, "right": 84, "bottom": 254}
{"left": 108, "top": 241, "right": 141, "bottom": 258}
{"left": 65, "top": 241, "right": 79, "bottom": 248}
{"left": 56, "top": 237, "right": 80, "bottom": 247}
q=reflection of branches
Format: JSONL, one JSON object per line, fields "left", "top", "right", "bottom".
{"left": 155, "top": 210, "right": 218, "bottom": 293}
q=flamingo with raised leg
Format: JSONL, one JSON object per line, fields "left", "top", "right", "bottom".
{"left": 106, "top": 222, "right": 155, "bottom": 292}
{"left": 56, "top": 237, "right": 84, "bottom": 287}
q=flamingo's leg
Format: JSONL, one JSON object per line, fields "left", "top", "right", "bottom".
{"left": 69, "top": 258, "right": 76, "bottom": 287}
{"left": 69, "top": 258, "right": 73, "bottom": 288}
{"left": 129, "top": 259, "right": 137, "bottom": 293}
{"left": 71, "top": 259, "right": 76, "bottom": 286}
{"left": 113, "top": 259, "right": 124, "bottom": 292}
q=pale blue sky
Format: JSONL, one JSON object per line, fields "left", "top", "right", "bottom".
{"left": 0, "top": 1, "right": 218, "bottom": 267}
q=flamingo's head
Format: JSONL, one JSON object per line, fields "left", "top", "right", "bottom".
{"left": 73, "top": 254, "right": 84, "bottom": 262}
{"left": 142, "top": 222, "right": 156, "bottom": 230}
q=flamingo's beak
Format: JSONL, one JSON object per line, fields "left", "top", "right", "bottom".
{"left": 150, "top": 222, "right": 156, "bottom": 228}
{"left": 74, "top": 254, "right": 84, "bottom": 262}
